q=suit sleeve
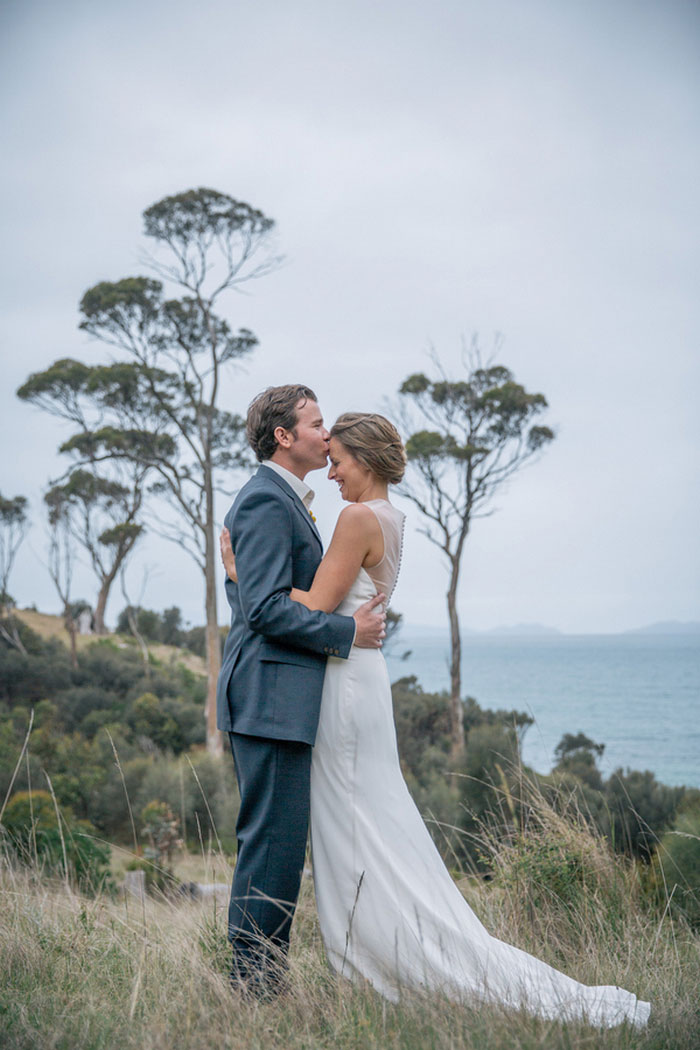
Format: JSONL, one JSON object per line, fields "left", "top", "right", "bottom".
{"left": 230, "top": 487, "right": 355, "bottom": 659}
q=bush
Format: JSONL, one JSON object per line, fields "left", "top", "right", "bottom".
{"left": 76, "top": 641, "right": 144, "bottom": 696}
{"left": 0, "top": 630, "right": 210, "bottom": 829}
{"left": 115, "top": 605, "right": 221, "bottom": 658}
{"left": 0, "top": 630, "right": 72, "bottom": 704}
{"left": 2, "top": 789, "right": 113, "bottom": 894}
{"left": 602, "top": 768, "right": 684, "bottom": 861}
{"left": 88, "top": 750, "right": 151, "bottom": 840}
{"left": 552, "top": 732, "right": 605, "bottom": 791}
{"left": 58, "top": 685, "right": 116, "bottom": 733}
{"left": 132, "top": 751, "right": 239, "bottom": 852}
{"left": 657, "top": 803, "right": 700, "bottom": 927}
{"left": 116, "top": 605, "right": 166, "bottom": 642}
{"left": 390, "top": 677, "right": 532, "bottom": 870}
{"left": 131, "top": 799, "right": 183, "bottom": 894}
{"left": 127, "top": 692, "right": 205, "bottom": 752}
{"left": 487, "top": 784, "right": 637, "bottom": 956}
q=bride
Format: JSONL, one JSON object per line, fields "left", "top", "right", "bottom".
{"left": 223, "top": 411, "right": 650, "bottom": 1028}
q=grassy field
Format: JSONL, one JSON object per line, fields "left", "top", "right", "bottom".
{"left": 2, "top": 821, "right": 699, "bottom": 1050}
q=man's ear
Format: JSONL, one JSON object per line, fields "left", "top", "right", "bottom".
{"left": 273, "top": 425, "right": 293, "bottom": 450}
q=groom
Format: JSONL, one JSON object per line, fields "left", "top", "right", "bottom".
{"left": 217, "top": 384, "right": 386, "bottom": 994}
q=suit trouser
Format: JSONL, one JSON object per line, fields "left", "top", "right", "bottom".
{"left": 228, "top": 731, "right": 312, "bottom": 976}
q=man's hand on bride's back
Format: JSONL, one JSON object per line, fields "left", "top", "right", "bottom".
{"left": 220, "top": 526, "right": 238, "bottom": 582}
{"left": 353, "top": 593, "right": 387, "bottom": 648}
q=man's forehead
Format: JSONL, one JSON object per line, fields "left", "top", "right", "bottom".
{"left": 297, "top": 398, "right": 322, "bottom": 421}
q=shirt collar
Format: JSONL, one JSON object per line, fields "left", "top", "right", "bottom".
{"left": 262, "top": 460, "right": 315, "bottom": 510}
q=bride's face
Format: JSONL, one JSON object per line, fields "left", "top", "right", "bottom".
{"left": 328, "top": 437, "right": 373, "bottom": 502}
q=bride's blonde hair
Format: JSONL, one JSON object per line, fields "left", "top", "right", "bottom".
{"left": 330, "top": 413, "right": 406, "bottom": 484}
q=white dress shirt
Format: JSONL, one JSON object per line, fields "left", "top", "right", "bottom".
{"left": 261, "top": 459, "right": 357, "bottom": 645}
{"left": 262, "top": 460, "right": 315, "bottom": 513}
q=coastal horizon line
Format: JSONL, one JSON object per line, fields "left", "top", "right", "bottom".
{"left": 392, "top": 619, "right": 700, "bottom": 639}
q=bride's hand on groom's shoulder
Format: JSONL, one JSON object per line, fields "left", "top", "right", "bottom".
{"left": 353, "top": 593, "right": 387, "bottom": 649}
{"left": 220, "top": 527, "right": 238, "bottom": 582}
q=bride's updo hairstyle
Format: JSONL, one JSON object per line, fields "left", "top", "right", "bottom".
{"left": 330, "top": 413, "right": 406, "bottom": 485}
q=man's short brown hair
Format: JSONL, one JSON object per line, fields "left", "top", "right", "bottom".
{"left": 246, "top": 384, "right": 318, "bottom": 462}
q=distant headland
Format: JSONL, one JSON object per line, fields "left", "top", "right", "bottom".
{"left": 404, "top": 620, "right": 700, "bottom": 638}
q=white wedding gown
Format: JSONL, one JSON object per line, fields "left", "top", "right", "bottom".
{"left": 310, "top": 499, "right": 650, "bottom": 1027}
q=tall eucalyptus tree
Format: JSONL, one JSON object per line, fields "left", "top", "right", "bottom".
{"left": 396, "top": 346, "right": 554, "bottom": 756}
{"left": 0, "top": 492, "right": 29, "bottom": 654}
{"left": 43, "top": 469, "right": 144, "bottom": 634}
{"left": 18, "top": 188, "right": 277, "bottom": 753}
{"left": 44, "top": 486, "right": 78, "bottom": 670}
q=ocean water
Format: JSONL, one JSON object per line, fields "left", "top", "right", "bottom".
{"left": 385, "top": 632, "right": 700, "bottom": 789}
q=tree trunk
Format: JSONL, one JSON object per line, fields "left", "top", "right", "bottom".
{"left": 204, "top": 498, "right": 223, "bottom": 757}
{"left": 125, "top": 603, "right": 150, "bottom": 675}
{"left": 95, "top": 540, "right": 137, "bottom": 635}
{"left": 94, "top": 581, "right": 109, "bottom": 635}
{"left": 447, "top": 561, "right": 465, "bottom": 758}
{"left": 64, "top": 609, "right": 78, "bottom": 671}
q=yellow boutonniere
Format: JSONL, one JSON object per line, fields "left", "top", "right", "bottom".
{"left": 308, "top": 509, "right": 317, "bottom": 523}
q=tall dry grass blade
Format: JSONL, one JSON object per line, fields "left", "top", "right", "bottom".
{"left": 44, "top": 770, "right": 70, "bottom": 891}
{"left": 0, "top": 707, "right": 34, "bottom": 824}
{"left": 651, "top": 838, "right": 683, "bottom": 973}
{"left": 107, "top": 729, "right": 138, "bottom": 854}
{"left": 652, "top": 883, "right": 678, "bottom": 955}
{"left": 105, "top": 730, "right": 148, "bottom": 928}
{"left": 128, "top": 963, "right": 143, "bottom": 1021}
{"left": 186, "top": 754, "right": 223, "bottom": 856}
{"left": 179, "top": 759, "right": 187, "bottom": 845}
{"left": 26, "top": 746, "right": 37, "bottom": 867}
{"left": 425, "top": 794, "right": 472, "bottom": 876}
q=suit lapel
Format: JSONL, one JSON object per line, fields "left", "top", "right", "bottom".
{"left": 257, "top": 465, "right": 323, "bottom": 549}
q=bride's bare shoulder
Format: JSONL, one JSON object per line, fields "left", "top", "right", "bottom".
{"left": 333, "top": 502, "right": 381, "bottom": 537}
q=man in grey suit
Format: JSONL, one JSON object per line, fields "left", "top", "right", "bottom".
{"left": 217, "top": 384, "right": 386, "bottom": 994}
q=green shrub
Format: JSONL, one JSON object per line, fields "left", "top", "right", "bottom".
{"left": 486, "top": 784, "right": 636, "bottom": 955}
{"left": 657, "top": 803, "right": 700, "bottom": 927}
{"left": 132, "top": 751, "right": 239, "bottom": 852}
{"left": 141, "top": 800, "right": 182, "bottom": 863}
{"left": 127, "top": 692, "right": 204, "bottom": 752}
{"left": 602, "top": 767, "right": 684, "bottom": 861}
{"left": 2, "top": 789, "right": 113, "bottom": 894}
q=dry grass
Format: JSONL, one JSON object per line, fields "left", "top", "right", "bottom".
{"left": 2, "top": 749, "right": 698, "bottom": 1049}
{"left": 109, "top": 842, "right": 233, "bottom": 886}
{"left": 15, "top": 608, "right": 96, "bottom": 652}
{"left": 1, "top": 826, "right": 698, "bottom": 1050}
{"left": 14, "top": 608, "right": 207, "bottom": 675}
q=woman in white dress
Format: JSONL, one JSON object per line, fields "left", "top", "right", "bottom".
{"left": 226, "top": 411, "right": 650, "bottom": 1028}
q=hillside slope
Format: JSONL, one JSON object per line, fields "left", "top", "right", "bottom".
{"left": 15, "top": 608, "right": 207, "bottom": 677}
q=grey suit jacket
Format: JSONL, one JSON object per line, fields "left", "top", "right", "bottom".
{"left": 216, "top": 465, "right": 356, "bottom": 745}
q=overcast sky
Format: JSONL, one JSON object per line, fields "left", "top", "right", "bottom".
{"left": 1, "top": 0, "right": 698, "bottom": 635}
